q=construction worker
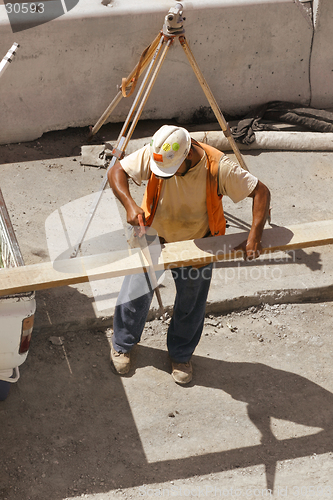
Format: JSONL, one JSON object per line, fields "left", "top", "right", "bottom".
{"left": 108, "top": 125, "right": 270, "bottom": 384}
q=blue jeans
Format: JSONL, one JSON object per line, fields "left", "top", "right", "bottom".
{"left": 112, "top": 263, "right": 213, "bottom": 363}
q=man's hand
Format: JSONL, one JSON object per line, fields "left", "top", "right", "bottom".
{"left": 126, "top": 202, "right": 145, "bottom": 226}
{"left": 235, "top": 236, "right": 262, "bottom": 260}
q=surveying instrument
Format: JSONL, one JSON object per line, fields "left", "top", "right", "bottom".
{"left": 71, "top": 3, "right": 249, "bottom": 258}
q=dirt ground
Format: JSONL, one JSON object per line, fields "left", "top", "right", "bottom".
{"left": 1, "top": 124, "right": 333, "bottom": 499}
{"left": 1, "top": 302, "right": 333, "bottom": 500}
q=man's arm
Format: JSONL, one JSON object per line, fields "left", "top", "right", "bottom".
{"left": 108, "top": 161, "right": 145, "bottom": 226}
{"left": 238, "top": 180, "right": 271, "bottom": 260}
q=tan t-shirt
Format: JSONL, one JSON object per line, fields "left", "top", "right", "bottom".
{"left": 120, "top": 144, "right": 258, "bottom": 242}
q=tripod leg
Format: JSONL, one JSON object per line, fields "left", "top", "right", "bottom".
{"left": 89, "top": 90, "right": 123, "bottom": 139}
{"left": 179, "top": 36, "right": 250, "bottom": 172}
{"left": 89, "top": 33, "right": 162, "bottom": 138}
{"left": 70, "top": 153, "right": 119, "bottom": 258}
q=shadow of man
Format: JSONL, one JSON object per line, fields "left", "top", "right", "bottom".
{"left": 135, "top": 345, "right": 333, "bottom": 492}
{"left": 198, "top": 357, "right": 333, "bottom": 490}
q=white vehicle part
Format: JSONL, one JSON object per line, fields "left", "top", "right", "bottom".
{"left": 0, "top": 366, "right": 19, "bottom": 383}
{"left": 1, "top": 187, "right": 36, "bottom": 379}
{"left": 0, "top": 294, "right": 35, "bottom": 370}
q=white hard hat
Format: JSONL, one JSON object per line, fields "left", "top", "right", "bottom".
{"left": 149, "top": 125, "right": 191, "bottom": 177}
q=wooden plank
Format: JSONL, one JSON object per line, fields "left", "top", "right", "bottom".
{"left": 0, "top": 220, "right": 332, "bottom": 297}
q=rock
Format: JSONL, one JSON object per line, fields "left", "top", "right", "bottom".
{"left": 49, "top": 336, "right": 64, "bottom": 346}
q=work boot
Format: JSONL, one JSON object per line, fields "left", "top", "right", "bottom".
{"left": 171, "top": 360, "right": 192, "bottom": 385}
{"left": 110, "top": 345, "right": 131, "bottom": 375}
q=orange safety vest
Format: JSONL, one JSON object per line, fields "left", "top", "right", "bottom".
{"left": 141, "top": 140, "right": 226, "bottom": 237}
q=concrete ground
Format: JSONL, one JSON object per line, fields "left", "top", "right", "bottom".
{"left": 0, "top": 122, "right": 333, "bottom": 499}
{"left": 1, "top": 121, "right": 333, "bottom": 331}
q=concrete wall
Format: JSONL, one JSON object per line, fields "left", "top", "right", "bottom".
{"left": 0, "top": 0, "right": 320, "bottom": 144}
{"left": 310, "top": 0, "right": 333, "bottom": 108}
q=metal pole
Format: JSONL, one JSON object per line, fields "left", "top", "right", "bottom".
{"left": 0, "top": 43, "right": 19, "bottom": 79}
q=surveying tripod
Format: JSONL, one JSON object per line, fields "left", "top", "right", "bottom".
{"left": 71, "top": 3, "right": 250, "bottom": 258}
